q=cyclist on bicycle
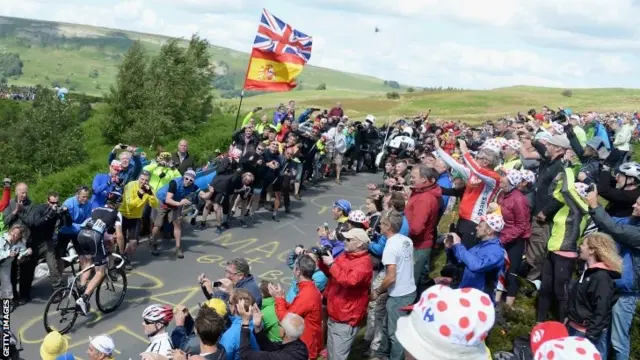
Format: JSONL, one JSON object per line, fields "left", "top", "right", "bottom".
{"left": 142, "top": 304, "right": 175, "bottom": 357}
{"left": 75, "top": 190, "right": 124, "bottom": 316}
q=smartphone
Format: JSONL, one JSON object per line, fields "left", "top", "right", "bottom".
{"left": 213, "top": 281, "right": 222, "bottom": 288}
{"left": 588, "top": 184, "right": 596, "bottom": 193}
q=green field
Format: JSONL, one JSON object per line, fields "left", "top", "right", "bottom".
{"left": 232, "top": 86, "right": 640, "bottom": 123}
{"left": 0, "top": 16, "right": 399, "bottom": 96}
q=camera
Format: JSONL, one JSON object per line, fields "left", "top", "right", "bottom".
{"left": 120, "top": 144, "right": 129, "bottom": 150}
{"left": 391, "top": 184, "right": 404, "bottom": 192}
{"left": 310, "top": 245, "right": 332, "bottom": 258}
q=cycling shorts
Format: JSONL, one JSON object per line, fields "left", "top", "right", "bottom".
{"left": 76, "top": 229, "right": 108, "bottom": 266}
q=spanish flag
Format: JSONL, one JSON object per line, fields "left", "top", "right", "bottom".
{"left": 243, "top": 9, "right": 313, "bottom": 92}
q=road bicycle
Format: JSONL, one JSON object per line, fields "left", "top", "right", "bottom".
{"left": 43, "top": 251, "right": 128, "bottom": 334}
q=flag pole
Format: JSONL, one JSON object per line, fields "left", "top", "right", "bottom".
{"left": 232, "top": 90, "right": 245, "bottom": 131}
{"left": 233, "top": 38, "right": 258, "bottom": 131}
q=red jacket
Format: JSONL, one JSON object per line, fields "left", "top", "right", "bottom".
{"left": 0, "top": 188, "right": 9, "bottom": 212}
{"left": 318, "top": 250, "right": 372, "bottom": 327}
{"left": 275, "top": 281, "right": 323, "bottom": 359}
{"left": 497, "top": 189, "right": 531, "bottom": 244}
{"left": 328, "top": 107, "right": 343, "bottom": 118}
{"left": 405, "top": 183, "right": 442, "bottom": 249}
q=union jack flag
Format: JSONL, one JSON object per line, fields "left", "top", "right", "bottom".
{"left": 253, "top": 8, "right": 313, "bottom": 64}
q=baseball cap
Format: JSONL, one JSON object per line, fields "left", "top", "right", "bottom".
{"left": 89, "top": 334, "right": 115, "bottom": 356}
{"left": 546, "top": 134, "right": 571, "bottom": 149}
{"left": 396, "top": 286, "right": 495, "bottom": 360}
{"left": 184, "top": 169, "right": 196, "bottom": 179}
{"left": 203, "top": 298, "right": 228, "bottom": 317}
{"left": 530, "top": 321, "right": 569, "bottom": 355}
{"left": 342, "top": 228, "right": 371, "bottom": 244}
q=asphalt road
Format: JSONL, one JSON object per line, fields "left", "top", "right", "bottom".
{"left": 13, "top": 171, "right": 376, "bottom": 360}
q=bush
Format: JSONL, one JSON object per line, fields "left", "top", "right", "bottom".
{"left": 407, "top": 87, "right": 414, "bottom": 93}
{"left": 386, "top": 91, "right": 400, "bottom": 99}
{"left": 316, "top": 83, "right": 327, "bottom": 90}
{"left": 384, "top": 80, "right": 400, "bottom": 88}
{"left": 0, "top": 53, "right": 23, "bottom": 78}
{"left": 89, "top": 69, "right": 99, "bottom": 79}
{"left": 562, "top": 89, "right": 573, "bottom": 97}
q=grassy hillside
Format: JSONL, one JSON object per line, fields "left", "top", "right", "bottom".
{"left": 0, "top": 16, "right": 399, "bottom": 95}
{"left": 233, "top": 86, "right": 640, "bottom": 123}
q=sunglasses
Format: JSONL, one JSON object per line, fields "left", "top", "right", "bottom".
{"left": 49, "top": 201, "right": 59, "bottom": 205}
{"left": 143, "top": 319, "right": 157, "bottom": 325}
{"left": 184, "top": 177, "right": 195, "bottom": 183}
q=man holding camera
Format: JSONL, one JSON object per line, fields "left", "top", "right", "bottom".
{"left": 120, "top": 171, "right": 159, "bottom": 269}
{"left": 91, "top": 160, "right": 123, "bottom": 209}
{"left": 28, "top": 192, "right": 68, "bottom": 293}
{"left": 108, "top": 143, "right": 143, "bottom": 184}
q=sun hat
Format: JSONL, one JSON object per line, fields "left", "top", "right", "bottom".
{"left": 396, "top": 286, "right": 495, "bottom": 360}
{"left": 479, "top": 213, "right": 505, "bottom": 232}
{"left": 530, "top": 321, "right": 569, "bottom": 355}
{"left": 41, "top": 331, "right": 69, "bottom": 360}
{"left": 534, "top": 336, "right": 601, "bottom": 360}
{"left": 89, "top": 334, "right": 115, "bottom": 356}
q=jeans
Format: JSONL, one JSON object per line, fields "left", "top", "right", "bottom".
{"left": 326, "top": 319, "right": 358, "bottom": 360}
{"left": 537, "top": 252, "right": 576, "bottom": 322}
{"left": 364, "top": 270, "right": 387, "bottom": 353}
{"left": 610, "top": 294, "right": 638, "bottom": 360}
{"left": 413, "top": 248, "right": 431, "bottom": 295}
{"left": 384, "top": 292, "right": 416, "bottom": 360}
{"left": 568, "top": 325, "right": 608, "bottom": 359}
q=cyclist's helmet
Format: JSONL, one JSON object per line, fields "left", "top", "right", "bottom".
{"left": 334, "top": 199, "right": 352, "bottom": 215}
{"left": 617, "top": 162, "right": 640, "bottom": 181}
{"left": 142, "top": 304, "right": 174, "bottom": 325}
{"left": 106, "top": 190, "right": 123, "bottom": 205}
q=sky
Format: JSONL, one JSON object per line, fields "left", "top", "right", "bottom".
{"left": 1, "top": 0, "right": 639, "bottom": 89}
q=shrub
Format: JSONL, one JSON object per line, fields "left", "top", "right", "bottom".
{"left": 407, "top": 87, "right": 414, "bottom": 93}
{"left": 316, "top": 83, "right": 327, "bottom": 90}
{"left": 562, "top": 89, "right": 573, "bottom": 97}
{"left": 386, "top": 91, "right": 400, "bottom": 99}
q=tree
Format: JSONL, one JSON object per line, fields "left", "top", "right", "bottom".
{"left": 407, "top": 87, "right": 414, "bottom": 92}
{"left": 89, "top": 69, "right": 99, "bottom": 79}
{"left": 103, "top": 41, "right": 149, "bottom": 144}
{"left": 77, "top": 95, "right": 92, "bottom": 122}
{"left": 316, "top": 83, "right": 327, "bottom": 90}
{"left": 0, "top": 53, "right": 23, "bottom": 78}
{"left": 385, "top": 80, "right": 400, "bottom": 89}
{"left": 562, "top": 89, "right": 573, "bottom": 97}
{"left": 386, "top": 92, "right": 400, "bottom": 99}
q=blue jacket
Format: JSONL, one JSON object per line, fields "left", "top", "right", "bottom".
{"left": 297, "top": 108, "right": 314, "bottom": 123}
{"left": 107, "top": 152, "right": 142, "bottom": 185}
{"left": 59, "top": 196, "right": 92, "bottom": 235}
{"left": 452, "top": 237, "right": 504, "bottom": 294}
{"left": 319, "top": 237, "right": 345, "bottom": 258}
{"left": 611, "top": 217, "right": 640, "bottom": 294}
{"left": 156, "top": 178, "right": 197, "bottom": 204}
{"left": 273, "top": 111, "right": 286, "bottom": 125}
{"left": 211, "top": 275, "right": 263, "bottom": 308}
{"left": 369, "top": 216, "right": 409, "bottom": 257}
{"left": 219, "top": 315, "right": 259, "bottom": 360}
{"left": 91, "top": 173, "right": 120, "bottom": 210}
{"left": 285, "top": 250, "right": 328, "bottom": 303}
{"left": 437, "top": 173, "right": 452, "bottom": 215}
{"left": 593, "top": 122, "right": 611, "bottom": 150}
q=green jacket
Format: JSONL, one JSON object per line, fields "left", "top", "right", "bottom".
{"left": 548, "top": 168, "right": 589, "bottom": 252}
{"left": 260, "top": 297, "right": 282, "bottom": 343}
{"left": 143, "top": 163, "right": 182, "bottom": 193}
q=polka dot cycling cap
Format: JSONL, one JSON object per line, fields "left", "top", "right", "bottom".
{"left": 506, "top": 169, "right": 523, "bottom": 187}
{"left": 520, "top": 170, "right": 536, "bottom": 184}
{"left": 505, "top": 140, "right": 522, "bottom": 151}
{"left": 479, "top": 213, "right": 505, "bottom": 233}
{"left": 395, "top": 286, "right": 495, "bottom": 360}
{"left": 574, "top": 182, "right": 590, "bottom": 198}
{"left": 551, "top": 122, "right": 565, "bottom": 135}
{"left": 534, "top": 336, "right": 601, "bottom": 360}
{"left": 480, "top": 139, "right": 501, "bottom": 154}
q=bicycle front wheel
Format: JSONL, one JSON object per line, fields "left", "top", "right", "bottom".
{"left": 96, "top": 266, "right": 127, "bottom": 313}
{"left": 43, "top": 287, "right": 78, "bottom": 334}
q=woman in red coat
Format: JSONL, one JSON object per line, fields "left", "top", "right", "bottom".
{"left": 495, "top": 169, "right": 531, "bottom": 306}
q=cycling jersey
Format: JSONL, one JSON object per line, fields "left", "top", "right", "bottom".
{"left": 436, "top": 148, "right": 500, "bottom": 223}
{"left": 76, "top": 207, "right": 122, "bottom": 266}
{"left": 145, "top": 332, "right": 174, "bottom": 357}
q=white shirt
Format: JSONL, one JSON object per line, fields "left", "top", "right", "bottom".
{"left": 382, "top": 233, "right": 416, "bottom": 297}
{"left": 145, "top": 332, "right": 173, "bottom": 357}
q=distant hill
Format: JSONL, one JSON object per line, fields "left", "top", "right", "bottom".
{"left": 0, "top": 16, "right": 401, "bottom": 96}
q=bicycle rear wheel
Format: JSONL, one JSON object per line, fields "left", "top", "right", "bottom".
{"left": 43, "top": 287, "right": 78, "bottom": 334}
{"left": 96, "top": 266, "right": 127, "bottom": 313}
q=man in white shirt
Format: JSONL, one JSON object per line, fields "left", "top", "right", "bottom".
{"left": 324, "top": 123, "right": 347, "bottom": 184}
{"left": 372, "top": 209, "right": 416, "bottom": 360}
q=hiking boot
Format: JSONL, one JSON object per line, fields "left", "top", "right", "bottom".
{"left": 176, "top": 247, "right": 184, "bottom": 259}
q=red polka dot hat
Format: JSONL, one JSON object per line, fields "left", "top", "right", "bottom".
{"left": 395, "top": 285, "right": 495, "bottom": 360}
{"left": 534, "top": 336, "right": 601, "bottom": 360}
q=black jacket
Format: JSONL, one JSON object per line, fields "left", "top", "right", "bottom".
{"left": 567, "top": 264, "right": 620, "bottom": 342}
{"left": 531, "top": 140, "right": 565, "bottom": 218}
{"left": 172, "top": 151, "right": 195, "bottom": 176}
{"left": 241, "top": 151, "right": 267, "bottom": 189}
{"left": 239, "top": 327, "right": 308, "bottom": 360}
{"left": 597, "top": 171, "right": 640, "bottom": 218}
{"left": 28, "top": 204, "right": 62, "bottom": 243}
{"left": 3, "top": 198, "right": 36, "bottom": 244}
